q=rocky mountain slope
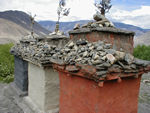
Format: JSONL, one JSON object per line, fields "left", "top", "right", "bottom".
{"left": 0, "top": 10, "right": 50, "bottom": 44}
{"left": 0, "top": 18, "right": 29, "bottom": 44}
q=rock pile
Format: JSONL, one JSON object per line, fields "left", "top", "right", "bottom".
{"left": 11, "top": 37, "right": 150, "bottom": 78}
{"left": 51, "top": 39, "right": 150, "bottom": 78}
{"left": 11, "top": 41, "right": 60, "bottom": 65}
{"left": 74, "top": 12, "right": 114, "bottom": 30}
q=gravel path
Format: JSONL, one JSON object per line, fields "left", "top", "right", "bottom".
{"left": 0, "top": 83, "right": 23, "bottom": 113}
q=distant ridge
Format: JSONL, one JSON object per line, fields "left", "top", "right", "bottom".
{"left": 39, "top": 20, "right": 149, "bottom": 36}
{"left": 0, "top": 10, "right": 50, "bottom": 44}
{"left": 0, "top": 10, "right": 50, "bottom": 35}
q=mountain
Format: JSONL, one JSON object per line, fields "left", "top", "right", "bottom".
{"left": 0, "top": 18, "right": 29, "bottom": 44}
{"left": 134, "top": 31, "right": 150, "bottom": 46}
{"left": 113, "top": 23, "right": 149, "bottom": 36}
{"left": 0, "top": 10, "right": 50, "bottom": 44}
{"left": 39, "top": 20, "right": 149, "bottom": 36}
{"left": 38, "top": 20, "right": 89, "bottom": 35}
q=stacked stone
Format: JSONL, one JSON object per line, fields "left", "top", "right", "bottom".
{"left": 51, "top": 39, "right": 150, "bottom": 78}
{"left": 11, "top": 37, "right": 150, "bottom": 78}
{"left": 74, "top": 13, "right": 114, "bottom": 30}
{"left": 11, "top": 41, "right": 60, "bottom": 65}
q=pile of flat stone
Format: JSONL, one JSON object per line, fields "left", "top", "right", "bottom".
{"left": 11, "top": 41, "right": 60, "bottom": 65}
{"left": 51, "top": 39, "right": 150, "bottom": 78}
{"left": 11, "top": 37, "right": 150, "bottom": 78}
{"left": 74, "top": 12, "right": 114, "bottom": 30}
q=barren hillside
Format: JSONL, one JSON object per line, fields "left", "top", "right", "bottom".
{"left": 0, "top": 10, "right": 50, "bottom": 44}
{"left": 0, "top": 18, "right": 29, "bottom": 44}
{"left": 134, "top": 31, "right": 150, "bottom": 46}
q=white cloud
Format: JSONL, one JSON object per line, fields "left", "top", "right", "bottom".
{"left": 0, "top": 0, "right": 96, "bottom": 21}
{"left": 108, "top": 6, "right": 150, "bottom": 28}
{"left": 0, "top": 0, "right": 150, "bottom": 28}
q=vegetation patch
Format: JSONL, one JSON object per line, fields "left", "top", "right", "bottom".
{"left": 134, "top": 45, "right": 150, "bottom": 61}
{"left": 0, "top": 43, "right": 14, "bottom": 83}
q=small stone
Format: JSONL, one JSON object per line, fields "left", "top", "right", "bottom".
{"left": 74, "top": 23, "right": 80, "bottom": 30}
{"left": 57, "top": 30, "right": 64, "bottom": 35}
{"left": 105, "top": 49, "right": 116, "bottom": 55}
{"left": 87, "top": 43, "right": 92, "bottom": 47}
{"left": 91, "top": 23, "right": 99, "bottom": 28}
{"left": 83, "top": 51, "right": 88, "bottom": 57}
{"left": 82, "top": 24, "right": 88, "bottom": 28}
{"left": 89, "top": 46, "right": 95, "bottom": 50}
{"left": 106, "top": 54, "right": 116, "bottom": 64}
{"left": 124, "top": 65, "right": 132, "bottom": 70}
{"left": 134, "top": 58, "right": 150, "bottom": 66}
{"left": 104, "top": 44, "right": 112, "bottom": 49}
{"left": 92, "top": 59, "right": 103, "bottom": 65}
{"left": 109, "top": 22, "right": 114, "bottom": 27}
{"left": 131, "top": 64, "right": 136, "bottom": 69}
{"left": 117, "top": 61, "right": 125, "bottom": 68}
{"left": 76, "top": 40, "right": 87, "bottom": 46}
{"left": 64, "top": 48, "right": 70, "bottom": 53}
{"left": 100, "top": 52, "right": 106, "bottom": 56}
{"left": 104, "top": 22, "right": 110, "bottom": 27}
{"left": 68, "top": 42, "right": 74, "bottom": 48}
{"left": 124, "top": 53, "right": 134, "bottom": 64}
{"left": 76, "top": 58, "right": 82, "bottom": 62}
{"left": 97, "top": 46, "right": 103, "bottom": 51}
{"left": 101, "top": 56, "right": 107, "bottom": 61}
{"left": 93, "top": 13, "right": 106, "bottom": 21}
{"left": 97, "top": 62, "right": 111, "bottom": 68}
{"left": 124, "top": 70, "right": 138, "bottom": 73}
{"left": 74, "top": 45, "right": 78, "bottom": 51}
{"left": 81, "top": 47, "right": 85, "bottom": 52}
{"left": 99, "top": 24, "right": 103, "bottom": 27}
{"left": 93, "top": 54, "right": 100, "bottom": 60}
{"left": 96, "top": 71, "right": 107, "bottom": 76}
{"left": 115, "top": 51, "right": 125, "bottom": 60}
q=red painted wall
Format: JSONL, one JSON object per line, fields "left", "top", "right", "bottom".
{"left": 59, "top": 71, "right": 141, "bottom": 113}
{"left": 70, "top": 32, "right": 134, "bottom": 54}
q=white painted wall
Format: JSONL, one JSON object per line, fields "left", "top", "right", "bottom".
{"left": 28, "top": 63, "right": 59, "bottom": 112}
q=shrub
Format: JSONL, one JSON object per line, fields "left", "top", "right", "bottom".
{"left": 0, "top": 43, "right": 14, "bottom": 83}
{"left": 133, "top": 45, "right": 150, "bottom": 61}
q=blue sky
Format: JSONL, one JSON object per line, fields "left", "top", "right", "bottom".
{"left": 112, "top": 0, "right": 150, "bottom": 8}
{"left": 0, "top": 0, "right": 150, "bottom": 29}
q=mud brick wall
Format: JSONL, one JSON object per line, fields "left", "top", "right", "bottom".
{"left": 14, "top": 56, "right": 28, "bottom": 92}
{"left": 69, "top": 28, "right": 134, "bottom": 54}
